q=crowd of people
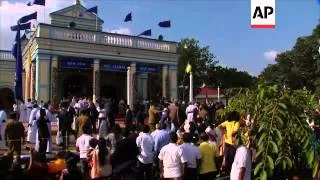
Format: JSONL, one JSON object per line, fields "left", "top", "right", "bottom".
{"left": 0, "top": 97, "right": 253, "bottom": 180}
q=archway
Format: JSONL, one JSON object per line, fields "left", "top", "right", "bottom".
{"left": 0, "top": 88, "right": 14, "bottom": 112}
{"left": 63, "top": 75, "right": 91, "bottom": 98}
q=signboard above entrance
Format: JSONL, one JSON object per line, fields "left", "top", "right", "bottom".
{"left": 101, "top": 62, "right": 129, "bottom": 72}
{"left": 60, "top": 59, "right": 92, "bottom": 69}
{"left": 136, "top": 64, "right": 159, "bottom": 74}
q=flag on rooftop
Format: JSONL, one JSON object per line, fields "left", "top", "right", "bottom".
{"left": 87, "top": 6, "right": 98, "bottom": 14}
{"left": 124, "top": 12, "right": 132, "bottom": 22}
{"left": 158, "top": 20, "right": 171, "bottom": 28}
{"left": 27, "top": 0, "right": 45, "bottom": 6}
{"left": 138, "top": 29, "right": 151, "bottom": 36}
{"left": 19, "top": 12, "right": 37, "bottom": 24}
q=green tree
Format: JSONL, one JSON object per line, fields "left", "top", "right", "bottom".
{"left": 261, "top": 24, "right": 320, "bottom": 94}
{"left": 228, "top": 84, "right": 320, "bottom": 179}
{"left": 177, "top": 38, "right": 217, "bottom": 100}
{"left": 207, "top": 66, "right": 257, "bottom": 88}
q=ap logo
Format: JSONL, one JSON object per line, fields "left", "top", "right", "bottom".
{"left": 251, "top": 0, "right": 276, "bottom": 28}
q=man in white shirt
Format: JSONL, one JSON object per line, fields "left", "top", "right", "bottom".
{"left": 136, "top": 125, "right": 155, "bottom": 180}
{"left": 159, "top": 131, "right": 183, "bottom": 180}
{"left": 76, "top": 125, "right": 93, "bottom": 180}
{"left": 230, "top": 134, "right": 252, "bottom": 180}
{"left": 25, "top": 99, "right": 33, "bottom": 123}
{"left": 186, "top": 102, "right": 197, "bottom": 121}
{"left": 27, "top": 104, "right": 39, "bottom": 143}
{"left": 179, "top": 133, "right": 201, "bottom": 180}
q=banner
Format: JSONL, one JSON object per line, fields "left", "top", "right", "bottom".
{"left": 100, "top": 62, "right": 129, "bottom": 72}
{"left": 136, "top": 64, "right": 159, "bottom": 74}
{"left": 60, "top": 59, "right": 92, "bottom": 69}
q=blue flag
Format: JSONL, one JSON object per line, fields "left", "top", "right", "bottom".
{"left": 27, "top": 0, "right": 45, "bottom": 6}
{"left": 138, "top": 29, "right": 151, "bottom": 36}
{"left": 158, "top": 20, "right": 171, "bottom": 28}
{"left": 87, "top": 6, "right": 98, "bottom": 14}
{"left": 12, "top": 26, "right": 23, "bottom": 101}
{"left": 124, "top": 12, "right": 132, "bottom": 22}
{"left": 19, "top": 12, "right": 37, "bottom": 24}
{"left": 11, "top": 22, "right": 31, "bottom": 31}
{"left": 33, "top": 0, "right": 45, "bottom": 6}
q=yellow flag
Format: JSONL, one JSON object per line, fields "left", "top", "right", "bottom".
{"left": 185, "top": 63, "right": 192, "bottom": 73}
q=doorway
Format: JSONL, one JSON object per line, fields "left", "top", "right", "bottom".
{"left": 63, "top": 75, "right": 91, "bottom": 98}
{"left": 0, "top": 88, "right": 14, "bottom": 112}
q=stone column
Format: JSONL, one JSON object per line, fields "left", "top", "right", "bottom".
{"left": 24, "top": 60, "right": 31, "bottom": 102}
{"left": 35, "top": 54, "right": 51, "bottom": 102}
{"left": 30, "top": 62, "right": 36, "bottom": 101}
{"left": 189, "top": 72, "right": 193, "bottom": 103}
{"left": 168, "top": 65, "right": 178, "bottom": 101}
{"left": 162, "top": 65, "right": 168, "bottom": 98}
{"left": 127, "top": 67, "right": 132, "bottom": 107}
{"left": 51, "top": 56, "right": 58, "bottom": 108}
{"left": 131, "top": 63, "right": 137, "bottom": 109}
{"left": 93, "top": 59, "right": 100, "bottom": 103}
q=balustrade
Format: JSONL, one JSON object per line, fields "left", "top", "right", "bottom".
{"left": 0, "top": 51, "right": 14, "bottom": 61}
{"left": 44, "top": 25, "right": 176, "bottom": 53}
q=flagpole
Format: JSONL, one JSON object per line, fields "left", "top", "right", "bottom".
{"left": 189, "top": 72, "right": 193, "bottom": 103}
{"left": 217, "top": 85, "right": 220, "bottom": 102}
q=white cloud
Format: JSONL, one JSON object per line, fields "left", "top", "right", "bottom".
{"left": 263, "top": 50, "right": 279, "bottom": 62}
{"left": 0, "top": 0, "right": 72, "bottom": 50}
{"left": 109, "top": 27, "right": 132, "bottom": 35}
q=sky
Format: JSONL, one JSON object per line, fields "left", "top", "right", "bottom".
{"left": 0, "top": 0, "right": 319, "bottom": 76}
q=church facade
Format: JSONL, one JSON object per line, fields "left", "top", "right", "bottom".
{"left": 21, "top": 1, "right": 178, "bottom": 108}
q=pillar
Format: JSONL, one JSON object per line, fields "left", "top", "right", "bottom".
{"left": 127, "top": 67, "right": 132, "bottom": 107}
{"left": 51, "top": 56, "right": 58, "bottom": 108}
{"left": 168, "top": 65, "right": 178, "bottom": 101}
{"left": 24, "top": 59, "right": 31, "bottom": 102}
{"left": 93, "top": 59, "right": 100, "bottom": 103}
{"left": 189, "top": 72, "right": 193, "bottom": 103}
{"left": 131, "top": 63, "right": 137, "bottom": 108}
{"left": 162, "top": 65, "right": 168, "bottom": 98}
{"left": 30, "top": 62, "right": 36, "bottom": 100}
{"left": 126, "top": 63, "right": 136, "bottom": 109}
{"left": 35, "top": 54, "right": 51, "bottom": 102}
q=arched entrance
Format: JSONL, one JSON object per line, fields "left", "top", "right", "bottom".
{"left": 0, "top": 88, "right": 14, "bottom": 112}
{"left": 63, "top": 75, "right": 91, "bottom": 98}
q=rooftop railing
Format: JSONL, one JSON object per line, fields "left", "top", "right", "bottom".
{"left": 41, "top": 24, "right": 177, "bottom": 53}
{"left": 0, "top": 50, "right": 14, "bottom": 61}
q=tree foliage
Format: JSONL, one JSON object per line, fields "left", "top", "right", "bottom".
{"left": 261, "top": 24, "right": 320, "bottom": 95}
{"left": 177, "top": 38, "right": 257, "bottom": 101}
{"left": 228, "top": 84, "right": 320, "bottom": 179}
{"left": 177, "top": 38, "right": 217, "bottom": 94}
{"left": 207, "top": 66, "right": 257, "bottom": 88}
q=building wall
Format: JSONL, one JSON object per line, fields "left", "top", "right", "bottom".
{"left": 0, "top": 51, "right": 15, "bottom": 111}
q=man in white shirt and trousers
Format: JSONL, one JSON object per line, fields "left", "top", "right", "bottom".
{"left": 18, "top": 101, "right": 28, "bottom": 122}
{"left": 159, "top": 131, "right": 183, "bottom": 180}
{"left": 27, "top": 104, "right": 39, "bottom": 143}
{"left": 136, "top": 125, "right": 155, "bottom": 180}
